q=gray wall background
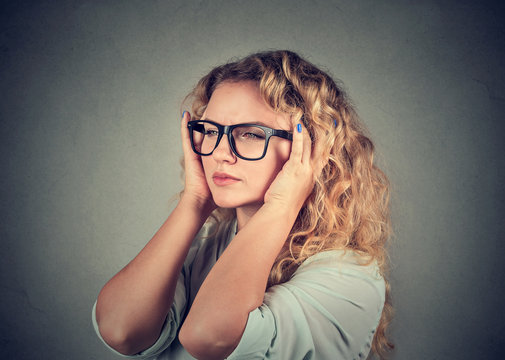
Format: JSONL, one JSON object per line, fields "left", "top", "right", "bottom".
{"left": 1, "top": 1, "right": 504, "bottom": 359}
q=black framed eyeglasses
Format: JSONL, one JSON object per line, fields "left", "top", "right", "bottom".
{"left": 187, "top": 120, "right": 293, "bottom": 161}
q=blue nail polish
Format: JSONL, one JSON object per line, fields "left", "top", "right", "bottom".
{"left": 297, "top": 123, "right": 302, "bottom": 133}
{"left": 182, "top": 111, "right": 186, "bottom": 118}
{"left": 333, "top": 119, "right": 337, "bottom": 127}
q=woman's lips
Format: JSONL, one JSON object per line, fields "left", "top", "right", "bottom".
{"left": 212, "top": 172, "right": 240, "bottom": 186}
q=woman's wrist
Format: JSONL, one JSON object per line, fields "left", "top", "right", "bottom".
{"left": 259, "top": 201, "right": 300, "bottom": 228}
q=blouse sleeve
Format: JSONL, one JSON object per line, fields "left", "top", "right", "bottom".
{"left": 226, "top": 251, "right": 386, "bottom": 360}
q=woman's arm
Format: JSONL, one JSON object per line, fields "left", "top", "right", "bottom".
{"left": 179, "top": 122, "right": 322, "bottom": 359}
{"left": 179, "top": 204, "right": 297, "bottom": 359}
{"left": 95, "top": 112, "right": 216, "bottom": 355}
{"left": 95, "top": 199, "right": 210, "bottom": 355}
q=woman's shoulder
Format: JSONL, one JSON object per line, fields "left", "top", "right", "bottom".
{"left": 298, "top": 249, "right": 382, "bottom": 276}
{"left": 291, "top": 249, "right": 385, "bottom": 298}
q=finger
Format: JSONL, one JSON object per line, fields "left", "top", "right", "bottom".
{"left": 290, "top": 122, "right": 304, "bottom": 163}
{"left": 181, "top": 111, "right": 199, "bottom": 159}
{"left": 300, "top": 123, "right": 312, "bottom": 165}
{"left": 180, "top": 110, "right": 189, "bottom": 142}
{"left": 181, "top": 111, "right": 192, "bottom": 152}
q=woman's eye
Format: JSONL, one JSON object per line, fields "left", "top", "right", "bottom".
{"left": 243, "top": 132, "right": 263, "bottom": 139}
{"left": 235, "top": 127, "right": 265, "bottom": 140}
{"left": 205, "top": 128, "right": 219, "bottom": 136}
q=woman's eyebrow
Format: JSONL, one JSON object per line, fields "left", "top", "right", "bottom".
{"left": 242, "top": 121, "right": 271, "bottom": 127}
{"left": 202, "top": 118, "right": 272, "bottom": 127}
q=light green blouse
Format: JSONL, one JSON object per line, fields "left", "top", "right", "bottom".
{"left": 92, "top": 218, "right": 385, "bottom": 359}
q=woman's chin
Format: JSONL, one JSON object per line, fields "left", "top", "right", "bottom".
{"left": 213, "top": 198, "right": 241, "bottom": 209}
{"left": 212, "top": 196, "right": 263, "bottom": 211}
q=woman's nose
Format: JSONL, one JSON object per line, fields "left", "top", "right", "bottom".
{"left": 212, "top": 135, "right": 237, "bottom": 163}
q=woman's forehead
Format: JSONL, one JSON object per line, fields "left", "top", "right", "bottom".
{"left": 203, "top": 81, "right": 292, "bottom": 131}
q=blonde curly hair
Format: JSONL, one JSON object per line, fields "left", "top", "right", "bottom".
{"left": 183, "top": 50, "right": 394, "bottom": 358}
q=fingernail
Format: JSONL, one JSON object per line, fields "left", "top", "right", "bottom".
{"left": 182, "top": 111, "right": 186, "bottom": 119}
{"left": 297, "top": 123, "right": 302, "bottom": 133}
{"left": 333, "top": 119, "right": 337, "bottom": 127}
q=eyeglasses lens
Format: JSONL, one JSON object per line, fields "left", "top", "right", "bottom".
{"left": 193, "top": 122, "right": 218, "bottom": 155}
{"left": 231, "top": 126, "right": 266, "bottom": 159}
{"left": 191, "top": 121, "right": 266, "bottom": 159}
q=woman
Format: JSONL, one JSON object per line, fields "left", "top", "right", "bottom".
{"left": 92, "top": 50, "right": 393, "bottom": 359}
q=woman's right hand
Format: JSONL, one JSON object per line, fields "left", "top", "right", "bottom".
{"left": 180, "top": 111, "right": 216, "bottom": 214}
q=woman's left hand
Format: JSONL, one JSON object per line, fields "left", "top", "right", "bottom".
{"left": 263, "top": 122, "right": 325, "bottom": 217}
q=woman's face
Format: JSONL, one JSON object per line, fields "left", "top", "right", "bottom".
{"left": 200, "top": 81, "right": 292, "bottom": 213}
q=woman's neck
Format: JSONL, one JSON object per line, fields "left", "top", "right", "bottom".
{"left": 235, "top": 203, "right": 263, "bottom": 231}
